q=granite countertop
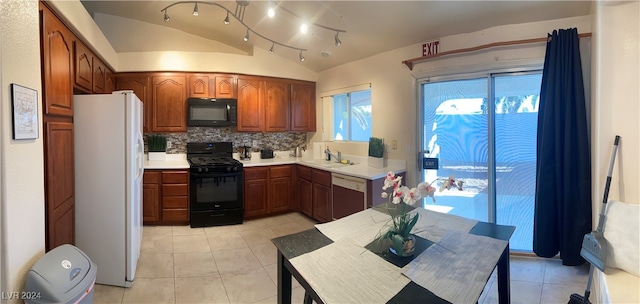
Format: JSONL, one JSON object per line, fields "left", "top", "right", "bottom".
{"left": 144, "top": 152, "right": 406, "bottom": 180}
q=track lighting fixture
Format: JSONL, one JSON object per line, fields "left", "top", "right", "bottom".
{"left": 192, "top": 3, "right": 199, "bottom": 16}
{"left": 160, "top": 1, "right": 347, "bottom": 62}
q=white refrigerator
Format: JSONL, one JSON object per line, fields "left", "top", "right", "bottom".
{"left": 74, "top": 91, "right": 144, "bottom": 287}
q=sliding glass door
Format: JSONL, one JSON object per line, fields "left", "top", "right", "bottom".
{"left": 419, "top": 71, "right": 542, "bottom": 251}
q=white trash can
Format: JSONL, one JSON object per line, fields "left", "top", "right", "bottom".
{"left": 24, "top": 244, "right": 97, "bottom": 304}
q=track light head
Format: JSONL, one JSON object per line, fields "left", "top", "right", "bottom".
{"left": 192, "top": 3, "right": 199, "bottom": 16}
{"left": 160, "top": 1, "right": 340, "bottom": 62}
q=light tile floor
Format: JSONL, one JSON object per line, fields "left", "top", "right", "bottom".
{"left": 93, "top": 212, "right": 590, "bottom": 304}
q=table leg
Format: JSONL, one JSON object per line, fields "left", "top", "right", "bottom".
{"left": 277, "top": 250, "right": 292, "bottom": 304}
{"left": 497, "top": 243, "right": 511, "bottom": 304}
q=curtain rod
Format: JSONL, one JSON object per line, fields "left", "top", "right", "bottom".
{"left": 402, "top": 32, "right": 592, "bottom": 70}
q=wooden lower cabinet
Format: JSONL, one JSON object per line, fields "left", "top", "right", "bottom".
{"left": 296, "top": 166, "right": 313, "bottom": 217}
{"left": 243, "top": 165, "right": 294, "bottom": 219}
{"left": 143, "top": 169, "right": 189, "bottom": 225}
{"left": 44, "top": 121, "right": 75, "bottom": 250}
{"left": 296, "top": 165, "right": 332, "bottom": 223}
{"left": 142, "top": 171, "right": 161, "bottom": 222}
{"left": 243, "top": 167, "right": 269, "bottom": 218}
{"left": 311, "top": 169, "right": 332, "bottom": 222}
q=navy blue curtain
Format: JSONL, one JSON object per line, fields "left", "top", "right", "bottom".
{"left": 533, "top": 28, "right": 592, "bottom": 266}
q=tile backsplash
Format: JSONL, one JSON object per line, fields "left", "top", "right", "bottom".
{"left": 145, "top": 127, "right": 307, "bottom": 154}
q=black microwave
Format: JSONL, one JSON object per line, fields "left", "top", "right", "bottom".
{"left": 188, "top": 98, "right": 237, "bottom": 127}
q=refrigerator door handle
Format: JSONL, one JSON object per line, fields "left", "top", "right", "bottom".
{"left": 136, "top": 132, "right": 144, "bottom": 178}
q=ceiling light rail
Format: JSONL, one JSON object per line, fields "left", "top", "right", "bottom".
{"left": 161, "top": 0, "right": 309, "bottom": 59}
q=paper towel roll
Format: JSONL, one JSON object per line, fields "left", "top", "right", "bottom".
{"left": 313, "top": 142, "right": 323, "bottom": 159}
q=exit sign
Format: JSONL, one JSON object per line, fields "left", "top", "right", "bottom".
{"left": 423, "top": 157, "right": 439, "bottom": 170}
{"left": 422, "top": 40, "right": 440, "bottom": 57}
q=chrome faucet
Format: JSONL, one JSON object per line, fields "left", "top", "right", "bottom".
{"left": 325, "top": 148, "right": 342, "bottom": 162}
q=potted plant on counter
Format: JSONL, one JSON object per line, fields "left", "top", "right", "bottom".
{"left": 147, "top": 134, "right": 167, "bottom": 161}
{"left": 368, "top": 137, "right": 385, "bottom": 168}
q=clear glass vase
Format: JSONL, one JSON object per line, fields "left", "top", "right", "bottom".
{"left": 389, "top": 234, "right": 416, "bottom": 257}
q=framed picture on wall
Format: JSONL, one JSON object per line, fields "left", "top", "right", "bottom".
{"left": 11, "top": 83, "right": 39, "bottom": 140}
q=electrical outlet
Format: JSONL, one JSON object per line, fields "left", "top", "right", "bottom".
{"left": 392, "top": 140, "right": 397, "bottom": 150}
{"left": 252, "top": 140, "right": 258, "bottom": 147}
{"left": 166, "top": 141, "right": 172, "bottom": 149}
{"left": 405, "top": 144, "right": 411, "bottom": 154}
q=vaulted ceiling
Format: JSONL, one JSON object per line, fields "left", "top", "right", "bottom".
{"left": 80, "top": 1, "right": 592, "bottom": 72}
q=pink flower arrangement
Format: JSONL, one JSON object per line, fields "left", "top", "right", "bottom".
{"left": 378, "top": 172, "right": 464, "bottom": 255}
{"left": 382, "top": 172, "right": 464, "bottom": 205}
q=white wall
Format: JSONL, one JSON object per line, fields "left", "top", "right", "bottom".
{"left": 316, "top": 16, "right": 591, "bottom": 186}
{"left": 592, "top": 1, "right": 640, "bottom": 207}
{"left": 0, "top": 0, "right": 46, "bottom": 300}
{"left": 116, "top": 47, "right": 317, "bottom": 81}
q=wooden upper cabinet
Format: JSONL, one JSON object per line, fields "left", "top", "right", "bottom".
{"left": 116, "top": 75, "right": 151, "bottom": 132}
{"left": 290, "top": 82, "right": 316, "bottom": 132}
{"left": 214, "top": 75, "right": 236, "bottom": 98}
{"left": 105, "top": 68, "right": 116, "bottom": 93}
{"left": 264, "top": 80, "right": 290, "bottom": 132}
{"left": 188, "top": 75, "right": 210, "bottom": 98}
{"left": 237, "top": 76, "right": 264, "bottom": 132}
{"left": 152, "top": 75, "right": 187, "bottom": 132}
{"left": 73, "top": 41, "right": 93, "bottom": 92}
{"left": 41, "top": 5, "right": 74, "bottom": 117}
{"left": 92, "top": 58, "right": 106, "bottom": 93}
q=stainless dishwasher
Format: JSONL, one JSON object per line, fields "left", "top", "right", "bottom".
{"left": 331, "top": 173, "right": 367, "bottom": 220}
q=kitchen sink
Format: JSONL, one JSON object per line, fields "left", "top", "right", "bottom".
{"left": 301, "top": 159, "right": 358, "bottom": 168}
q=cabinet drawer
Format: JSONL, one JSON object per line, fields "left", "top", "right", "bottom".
{"left": 162, "top": 171, "right": 189, "bottom": 183}
{"left": 162, "top": 184, "right": 188, "bottom": 196}
{"left": 162, "top": 196, "right": 188, "bottom": 208}
{"left": 312, "top": 169, "right": 331, "bottom": 186}
{"left": 162, "top": 209, "right": 188, "bottom": 221}
{"left": 270, "top": 165, "right": 292, "bottom": 178}
{"left": 244, "top": 167, "right": 268, "bottom": 180}
{"left": 296, "top": 165, "right": 312, "bottom": 181}
{"left": 144, "top": 171, "right": 161, "bottom": 184}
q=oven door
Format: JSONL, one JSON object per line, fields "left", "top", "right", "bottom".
{"left": 190, "top": 171, "right": 243, "bottom": 211}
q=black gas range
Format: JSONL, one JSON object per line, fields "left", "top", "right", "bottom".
{"left": 187, "top": 142, "right": 243, "bottom": 228}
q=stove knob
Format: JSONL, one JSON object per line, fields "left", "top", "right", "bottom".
{"left": 197, "top": 167, "right": 203, "bottom": 173}
{"left": 204, "top": 168, "right": 209, "bottom": 173}
{"left": 226, "top": 167, "right": 231, "bottom": 172}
